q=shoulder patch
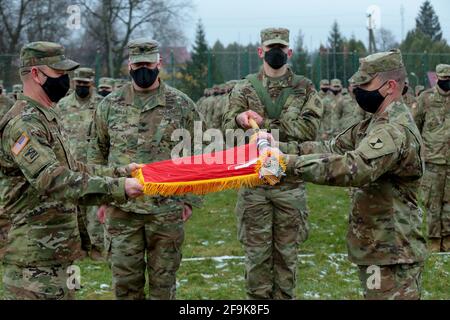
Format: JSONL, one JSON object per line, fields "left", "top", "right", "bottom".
{"left": 358, "top": 128, "right": 398, "bottom": 160}
{"left": 23, "top": 145, "right": 40, "bottom": 163}
{"left": 11, "top": 132, "right": 30, "bottom": 156}
{"left": 368, "top": 136, "right": 384, "bottom": 149}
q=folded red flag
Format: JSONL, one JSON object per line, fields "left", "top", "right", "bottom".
{"left": 133, "top": 143, "right": 276, "bottom": 196}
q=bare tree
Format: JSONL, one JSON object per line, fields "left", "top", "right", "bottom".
{"left": 376, "top": 28, "right": 399, "bottom": 51}
{"left": 80, "top": 0, "right": 192, "bottom": 77}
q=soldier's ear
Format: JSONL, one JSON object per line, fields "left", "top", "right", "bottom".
{"left": 287, "top": 48, "right": 293, "bottom": 59}
{"left": 257, "top": 47, "right": 264, "bottom": 59}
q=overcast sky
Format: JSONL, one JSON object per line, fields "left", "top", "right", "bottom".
{"left": 186, "top": 0, "right": 450, "bottom": 50}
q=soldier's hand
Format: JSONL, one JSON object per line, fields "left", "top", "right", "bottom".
{"left": 125, "top": 178, "right": 144, "bottom": 198}
{"left": 97, "top": 205, "right": 108, "bottom": 224}
{"left": 182, "top": 203, "right": 193, "bottom": 222}
{"left": 128, "top": 163, "right": 143, "bottom": 173}
{"left": 236, "top": 110, "right": 264, "bottom": 129}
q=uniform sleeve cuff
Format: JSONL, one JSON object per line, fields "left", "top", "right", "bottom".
{"left": 111, "top": 177, "right": 127, "bottom": 203}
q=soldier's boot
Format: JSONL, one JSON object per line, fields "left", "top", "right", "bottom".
{"left": 441, "top": 236, "right": 450, "bottom": 252}
{"left": 429, "top": 238, "right": 442, "bottom": 253}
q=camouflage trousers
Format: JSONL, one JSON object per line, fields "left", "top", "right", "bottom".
{"left": 86, "top": 206, "right": 105, "bottom": 253}
{"left": 422, "top": 163, "right": 450, "bottom": 239}
{"left": 236, "top": 183, "right": 309, "bottom": 300}
{"left": 357, "top": 262, "right": 424, "bottom": 300}
{"left": 0, "top": 216, "right": 10, "bottom": 259}
{"left": 2, "top": 263, "right": 75, "bottom": 300}
{"left": 105, "top": 206, "right": 184, "bottom": 300}
{"left": 77, "top": 206, "right": 91, "bottom": 253}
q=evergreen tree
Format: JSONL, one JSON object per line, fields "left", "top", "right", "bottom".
{"left": 181, "top": 20, "right": 222, "bottom": 100}
{"left": 291, "top": 29, "right": 309, "bottom": 77}
{"left": 415, "top": 0, "right": 442, "bottom": 42}
{"left": 327, "top": 21, "right": 345, "bottom": 81}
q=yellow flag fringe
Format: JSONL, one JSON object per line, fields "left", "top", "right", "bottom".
{"left": 132, "top": 153, "right": 287, "bottom": 197}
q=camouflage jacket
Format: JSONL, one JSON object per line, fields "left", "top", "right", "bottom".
{"left": 318, "top": 92, "right": 338, "bottom": 139}
{"left": 0, "top": 94, "right": 14, "bottom": 221}
{"left": 403, "top": 91, "right": 417, "bottom": 110}
{"left": 334, "top": 93, "right": 368, "bottom": 132}
{"left": 0, "top": 95, "right": 130, "bottom": 266}
{"left": 87, "top": 81, "right": 202, "bottom": 214}
{"left": 286, "top": 101, "right": 427, "bottom": 265}
{"left": 202, "top": 93, "right": 232, "bottom": 130}
{"left": 0, "top": 95, "right": 14, "bottom": 116}
{"left": 57, "top": 90, "right": 103, "bottom": 163}
{"left": 222, "top": 67, "right": 323, "bottom": 184}
{"left": 414, "top": 86, "right": 450, "bottom": 165}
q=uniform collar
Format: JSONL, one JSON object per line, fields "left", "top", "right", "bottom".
{"left": 133, "top": 79, "right": 166, "bottom": 111}
{"left": 20, "top": 94, "right": 57, "bottom": 121}
{"left": 259, "top": 66, "right": 293, "bottom": 89}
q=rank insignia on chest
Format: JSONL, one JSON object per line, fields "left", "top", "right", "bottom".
{"left": 368, "top": 136, "right": 384, "bottom": 149}
{"left": 11, "top": 132, "right": 30, "bottom": 156}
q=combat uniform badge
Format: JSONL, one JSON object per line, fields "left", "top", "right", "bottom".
{"left": 368, "top": 136, "right": 384, "bottom": 149}
{"left": 11, "top": 132, "right": 30, "bottom": 155}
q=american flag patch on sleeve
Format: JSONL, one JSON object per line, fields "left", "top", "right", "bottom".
{"left": 11, "top": 132, "right": 30, "bottom": 156}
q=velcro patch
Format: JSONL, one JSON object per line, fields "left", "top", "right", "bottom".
{"left": 11, "top": 132, "right": 29, "bottom": 156}
{"left": 368, "top": 136, "right": 384, "bottom": 149}
{"left": 23, "top": 145, "right": 40, "bottom": 163}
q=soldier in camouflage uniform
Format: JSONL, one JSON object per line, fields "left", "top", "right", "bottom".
{"left": 0, "top": 80, "right": 14, "bottom": 259}
{"left": 57, "top": 67, "right": 105, "bottom": 260}
{"left": 267, "top": 49, "right": 427, "bottom": 299}
{"left": 330, "top": 79, "right": 344, "bottom": 133}
{"left": 222, "top": 28, "right": 323, "bottom": 300}
{"left": 415, "top": 85, "right": 425, "bottom": 97}
{"left": 413, "top": 64, "right": 450, "bottom": 252}
{"left": 402, "top": 79, "right": 417, "bottom": 111}
{"left": 98, "top": 77, "right": 115, "bottom": 97}
{"left": 0, "top": 41, "right": 143, "bottom": 300}
{"left": 201, "top": 81, "right": 239, "bottom": 130}
{"left": 318, "top": 79, "right": 330, "bottom": 99}
{"left": 114, "top": 78, "right": 129, "bottom": 90}
{"left": 87, "top": 38, "right": 201, "bottom": 300}
{"left": 318, "top": 80, "right": 337, "bottom": 140}
{"left": 334, "top": 84, "right": 368, "bottom": 132}
{"left": 12, "top": 84, "right": 23, "bottom": 101}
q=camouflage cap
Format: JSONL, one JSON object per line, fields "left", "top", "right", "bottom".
{"left": 98, "top": 77, "right": 115, "bottom": 89}
{"left": 127, "top": 38, "right": 160, "bottom": 64}
{"left": 415, "top": 85, "right": 425, "bottom": 95}
{"left": 12, "top": 84, "right": 23, "bottom": 93}
{"left": 436, "top": 64, "right": 450, "bottom": 78}
{"left": 261, "top": 28, "right": 289, "bottom": 46}
{"left": 20, "top": 41, "right": 79, "bottom": 71}
{"left": 349, "top": 49, "right": 404, "bottom": 86}
{"left": 73, "top": 67, "right": 95, "bottom": 82}
{"left": 320, "top": 79, "right": 330, "bottom": 86}
{"left": 331, "top": 79, "right": 342, "bottom": 87}
{"left": 114, "top": 78, "right": 129, "bottom": 89}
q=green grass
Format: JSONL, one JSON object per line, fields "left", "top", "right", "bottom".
{"left": 0, "top": 184, "right": 449, "bottom": 299}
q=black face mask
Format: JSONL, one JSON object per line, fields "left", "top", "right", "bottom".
{"left": 98, "top": 90, "right": 111, "bottom": 97}
{"left": 130, "top": 67, "right": 159, "bottom": 89}
{"left": 353, "top": 81, "right": 388, "bottom": 114}
{"left": 39, "top": 71, "right": 70, "bottom": 102}
{"left": 321, "top": 87, "right": 329, "bottom": 93}
{"left": 264, "top": 47, "right": 288, "bottom": 70}
{"left": 437, "top": 79, "right": 450, "bottom": 92}
{"left": 0, "top": 89, "right": 2, "bottom": 95}
{"left": 331, "top": 89, "right": 341, "bottom": 95}
{"left": 76, "top": 85, "right": 91, "bottom": 99}
{"left": 402, "top": 85, "right": 408, "bottom": 96}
